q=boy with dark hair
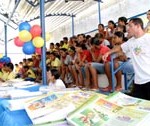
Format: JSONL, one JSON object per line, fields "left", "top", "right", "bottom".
{"left": 47, "top": 68, "right": 66, "bottom": 89}
{"left": 118, "top": 16, "right": 128, "bottom": 26}
{"left": 23, "top": 65, "right": 36, "bottom": 81}
{"left": 0, "top": 63, "right": 15, "bottom": 82}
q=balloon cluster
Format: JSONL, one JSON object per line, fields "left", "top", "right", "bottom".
{"left": 14, "top": 22, "right": 51, "bottom": 55}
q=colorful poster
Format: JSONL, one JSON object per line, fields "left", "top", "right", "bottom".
{"left": 107, "top": 92, "right": 150, "bottom": 112}
{"left": 25, "top": 93, "right": 58, "bottom": 120}
{"left": 25, "top": 91, "right": 98, "bottom": 124}
{"left": 67, "top": 95, "right": 150, "bottom": 126}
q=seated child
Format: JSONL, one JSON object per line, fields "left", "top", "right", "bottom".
{"left": 47, "top": 68, "right": 66, "bottom": 89}
{"left": 23, "top": 65, "right": 36, "bottom": 81}
{"left": 104, "top": 31, "right": 130, "bottom": 91}
{"left": 0, "top": 63, "right": 15, "bottom": 82}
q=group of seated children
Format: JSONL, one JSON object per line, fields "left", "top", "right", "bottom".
{"left": 0, "top": 16, "right": 135, "bottom": 92}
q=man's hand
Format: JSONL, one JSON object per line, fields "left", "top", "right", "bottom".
{"left": 102, "top": 52, "right": 110, "bottom": 62}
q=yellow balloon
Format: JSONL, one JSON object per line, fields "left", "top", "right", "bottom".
{"left": 0, "top": 54, "right": 3, "bottom": 58}
{"left": 32, "top": 37, "right": 44, "bottom": 48}
{"left": 45, "top": 32, "right": 51, "bottom": 42}
{"left": 19, "top": 30, "right": 32, "bottom": 42}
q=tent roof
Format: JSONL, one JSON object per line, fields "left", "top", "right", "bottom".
{"left": 0, "top": 0, "right": 102, "bottom": 44}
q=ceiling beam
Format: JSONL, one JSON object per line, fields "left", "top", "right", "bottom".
{"left": 27, "top": 13, "right": 75, "bottom": 22}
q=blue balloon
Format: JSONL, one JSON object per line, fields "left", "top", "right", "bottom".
{"left": 5, "top": 57, "right": 11, "bottom": 63}
{"left": 2, "top": 56, "right": 11, "bottom": 63}
{"left": 0, "top": 58, "right": 3, "bottom": 63}
{"left": 2, "top": 57, "right": 5, "bottom": 62}
{"left": 22, "top": 41, "right": 35, "bottom": 55}
{"left": 0, "top": 57, "right": 5, "bottom": 63}
{"left": 19, "top": 22, "right": 31, "bottom": 31}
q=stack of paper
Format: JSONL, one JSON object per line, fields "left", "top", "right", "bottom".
{"left": 0, "top": 91, "right": 10, "bottom": 98}
{"left": 12, "top": 81, "right": 35, "bottom": 87}
{"left": 39, "top": 86, "right": 80, "bottom": 93}
{"left": 0, "top": 86, "right": 15, "bottom": 91}
{"left": 6, "top": 98, "right": 34, "bottom": 111}
{"left": 8, "top": 89, "right": 43, "bottom": 99}
{"left": 0, "top": 82, "right": 13, "bottom": 87}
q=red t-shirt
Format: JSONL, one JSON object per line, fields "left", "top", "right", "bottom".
{"left": 93, "top": 45, "right": 110, "bottom": 62}
{"left": 93, "top": 49, "right": 100, "bottom": 59}
{"left": 80, "top": 50, "right": 92, "bottom": 62}
{"left": 99, "top": 45, "right": 111, "bottom": 61}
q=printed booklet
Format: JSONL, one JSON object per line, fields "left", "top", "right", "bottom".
{"left": 107, "top": 92, "right": 150, "bottom": 112}
{"left": 24, "top": 91, "right": 100, "bottom": 124}
{"left": 67, "top": 94, "right": 150, "bottom": 126}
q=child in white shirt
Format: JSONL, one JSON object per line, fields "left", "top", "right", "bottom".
{"left": 47, "top": 68, "right": 66, "bottom": 89}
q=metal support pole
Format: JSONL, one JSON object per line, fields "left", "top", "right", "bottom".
{"left": 4, "top": 24, "right": 7, "bottom": 56}
{"left": 98, "top": 0, "right": 101, "bottom": 24}
{"left": 40, "top": 0, "right": 47, "bottom": 85}
{"left": 72, "top": 15, "right": 74, "bottom": 36}
{"left": 111, "top": 55, "right": 115, "bottom": 92}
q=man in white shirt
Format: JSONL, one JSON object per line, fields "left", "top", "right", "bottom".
{"left": 103, "top": 18, "right": 150, "bottom": 100}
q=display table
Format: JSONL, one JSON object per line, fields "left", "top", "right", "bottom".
{"left": 0, "top": 109, "right": 32, "bottom": 126}
{"left": 0, "top": 84, "right": 41, "bottom": 126}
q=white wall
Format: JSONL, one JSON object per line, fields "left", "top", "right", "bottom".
{"left": 0, "top": 41, "right": 31, "bottom": 65}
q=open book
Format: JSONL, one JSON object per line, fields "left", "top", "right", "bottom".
{"left": 107, "top": 92, "right": 150, "bottom": 112}
{"left": 24, "top": 91, "right": 99, "bottom": 125}
{"left": 67, "top": 94, "right": 150, "bottom": 126}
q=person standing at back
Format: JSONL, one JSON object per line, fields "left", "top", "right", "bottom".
{"left": 118, "top": 16, "right": 128, "bottom": 26}
{"left": 102, "top": 18, "right": 150, "bottom": 100}
{"left": 98, "top": 23, "right": 106, "bottom": 37}
{"left": 145, "top": 10, "right": 150, "bottom": 33}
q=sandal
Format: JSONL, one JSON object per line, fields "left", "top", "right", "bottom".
{"left": 100, "top": 87, "right": 112, "bottom": 92}
{"left": 78, "top": 86, "right": 83, "bottom": 89}
{"left": 90, "top": 88, "right": 100, "bottom": 92}
{"left": 115, "top": 87, "right": 122, "bottom": 91}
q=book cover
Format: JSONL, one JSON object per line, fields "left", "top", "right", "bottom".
{"left": 25, "top": 91, "right": 98, "bottom": 125}
{"left": 67, "top": 94, "right": 150, "bottom": 126}
{"left": 25, "top": 93, "right": 58, "bottom": 120}
{"left": 107, "top": 92, "right": 150, "bottom": 112}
